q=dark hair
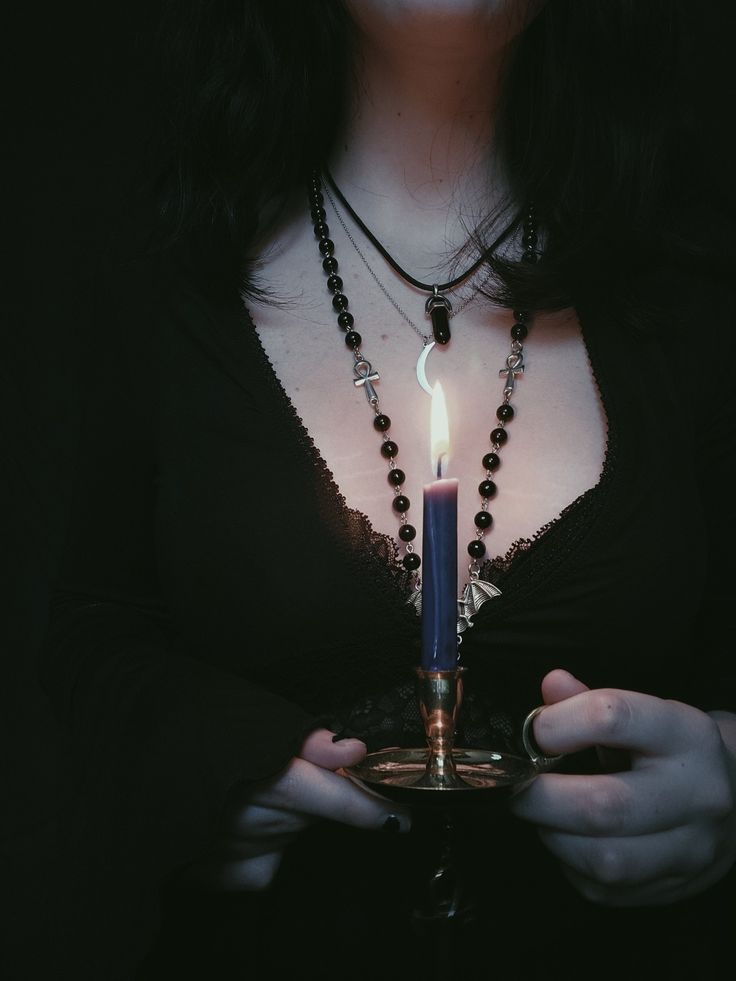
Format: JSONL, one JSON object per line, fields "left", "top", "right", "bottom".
{"left": 155, "top": 0, "right": 717, "bottom": 315}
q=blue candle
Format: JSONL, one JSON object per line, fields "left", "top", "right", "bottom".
{"left": 421, "top": 382, "right": 458, "bottom": 670}
{"left": 421, "top": 478, "right": 458, "bottom": 669}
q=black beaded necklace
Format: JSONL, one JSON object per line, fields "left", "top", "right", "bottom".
{"left": 309, "top": 170, "right": 538, "bottom": 634}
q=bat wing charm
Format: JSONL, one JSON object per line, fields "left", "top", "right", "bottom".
{"left": 406, "top": 578, "right": 501, "bottom": 636}
{"left": 462, "top": 578, "right": 502, "bottom": 615}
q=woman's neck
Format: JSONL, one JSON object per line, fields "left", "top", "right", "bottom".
{"left": 327, "top": 4, "right": 530, "bottom": 269}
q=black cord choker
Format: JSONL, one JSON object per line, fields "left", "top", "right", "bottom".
{"left": 323, "top": 167, "right": 496, "bottom": 346}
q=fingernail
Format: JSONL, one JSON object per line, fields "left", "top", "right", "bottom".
{"left": 381, "top": 814, "right": 401, "bottom": 833}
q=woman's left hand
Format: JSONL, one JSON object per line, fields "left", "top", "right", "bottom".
{"left": 509, "top": 669, "right": 736, "bottom": 906}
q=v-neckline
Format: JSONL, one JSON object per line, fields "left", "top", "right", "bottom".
{"left": 238, "top": 299, "right": 619, "bottom": 627}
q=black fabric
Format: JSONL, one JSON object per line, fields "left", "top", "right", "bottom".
{"left": 38, "top": 242, "right": 735, "bottom": 980}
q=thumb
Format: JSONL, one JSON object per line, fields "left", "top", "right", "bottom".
{"left": 541, "top": 668, "right": 589, "bottom": 705}
{"left": 299, "top": 727, "right": 367, "bottom": 771}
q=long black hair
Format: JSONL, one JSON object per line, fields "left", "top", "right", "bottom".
{"left": 154, "top": 0, "right": 718, "bottom": 315}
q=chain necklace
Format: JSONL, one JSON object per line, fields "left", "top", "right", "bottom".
{"left": 324, "top": 166, "right": 494, "bottom": 347}
{"left": 321, "top": 178, "right": 481, "bottom": 345}
{"left": 322, "top": 178, "right": 485, "bottom": 395}
{"left": 309, "top": 171, "right": 538, "bottom": 640}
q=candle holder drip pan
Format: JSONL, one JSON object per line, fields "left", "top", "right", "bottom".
{"left": 345, "top": 745, "right": 536, "bottom": 806}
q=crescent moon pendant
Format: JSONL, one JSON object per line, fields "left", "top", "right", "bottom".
{"left": 416, "top": 341, "right": 436, "bottom": 396}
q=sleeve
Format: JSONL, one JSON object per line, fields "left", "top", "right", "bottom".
{"left": 690, "top": 270, "right": 736, "bottom": 712}
{"left": 38, "top": 259, "right": 318, "bottom": 964}
{"left": 682, "top": 259, "right": 736, "bottom": 711}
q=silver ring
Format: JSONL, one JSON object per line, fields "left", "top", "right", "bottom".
{"left": 521, "top": 706, "right": 564, "bottom": 770}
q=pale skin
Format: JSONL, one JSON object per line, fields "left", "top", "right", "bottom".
{"left": 206, "top": 0, "right": 736, "bottom": 900}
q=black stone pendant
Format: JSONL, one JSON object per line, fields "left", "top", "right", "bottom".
{"left": 430, "top": 303, "right": 451, "bottom": 345}
{"left": 425, "top": 289, "right": 452, "bottom": 345}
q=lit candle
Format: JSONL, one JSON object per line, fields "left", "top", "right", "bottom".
{"left": 421, "top": 381, "right": 458, "bottom": 670}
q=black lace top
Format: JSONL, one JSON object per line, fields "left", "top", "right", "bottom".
{"left": 40, "top": 249, "right": 736, "bottom": 979}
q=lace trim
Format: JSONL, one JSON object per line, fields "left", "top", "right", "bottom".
{"left": 471, "top": 318, "right": 619, "bottom": 615}
{"left": 240, "top": 306, "right": 417, "bottom": 630}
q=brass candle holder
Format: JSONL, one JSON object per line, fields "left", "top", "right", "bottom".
{"left": 345, "top": 667, "right": 557, "bottom": 942}
{"left": 345, "top": 667, "right": 539, "bottom": 803}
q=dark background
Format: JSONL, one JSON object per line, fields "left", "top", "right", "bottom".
{"left": 3, "top": 2, "right": 735, "bottom": 973}
{"left": 4, "top": 4, "right": 166, "bottom": 968}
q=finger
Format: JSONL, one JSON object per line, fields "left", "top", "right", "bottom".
{"left": 175, "top": 845, "right": 287, "bottom": 892}
{"left": 211, "top": 852, "right": 285, "bottom": 892}
{"left": 530, "top": 689, "right": 704, "bottom": 758}
{"left": 539, "top": 672, "right": 628, "bottom": 772}
{"left": 559, "top": 864, "right": 686, "bottom": 908}
{"left": 538, "top": 824, "right": 710, "bottom": 892}
{"left": 255, "top": 757, "right": 411, "bottom": 831}
{"left": 541, "top": 669, "right": 590, "bottom": 705}
{"left": 300, "top": 728, "right": 368, "bottom": 771}
{"left": 509, "top": 769, "right": 698, "bottom": 836}
{"left": 228, "top": 803, "right": 312, "bottom": 841}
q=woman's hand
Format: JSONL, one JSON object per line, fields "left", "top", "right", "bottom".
{"left": 186, "top": 728, "right": 410, "bottom": 892}
{"left": 509, "top": 669, "right": 736, "bottom": 906}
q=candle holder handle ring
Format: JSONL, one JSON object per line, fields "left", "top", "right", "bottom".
{"left": 521, "top": 705, "right": 565, "bottom": 771}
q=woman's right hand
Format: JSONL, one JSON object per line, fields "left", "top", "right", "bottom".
{"left": 187, "top": 728, "right": 411, "bottom": 891}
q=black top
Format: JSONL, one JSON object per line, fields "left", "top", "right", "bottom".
{"left": 40, "top": 243, "right": 736, "bottom": 979}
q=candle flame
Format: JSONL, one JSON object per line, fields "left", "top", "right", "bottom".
{"left": 430, "top": 381, "right": 451, "bottom": 478}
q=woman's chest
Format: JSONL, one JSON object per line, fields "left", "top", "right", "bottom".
{"left": 249, "top": 284, "right": 609, "bottom": 596}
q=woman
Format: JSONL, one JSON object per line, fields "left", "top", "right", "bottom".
{"left": 41, "top": 1, "right": 735, "bottom": 978}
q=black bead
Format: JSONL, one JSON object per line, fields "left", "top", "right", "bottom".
{"left": 310, "top": 206, "right": 327, "bottom": 223}
{"left": 313, "top": 221, "right": 330, "bottom": 240}
{"left": 491, "top": 428, "right": 508, "bottom": 446}
{"left": 497, "top": 404, "right": 514, "bottom": 422}
{"left": 388, "top": 468, "right": 405, "bottom": 486}
{"left": 318, "top": 238, "right": 335, "bottom": 256}
{"left": 513, "top": 310, "right": 528, "bottom": 321}
{"left": 398, "top": 523, "right": 416, "bottom": 541}
{"left": 332, "top": 293, "right": 349, "bottom": 312}
{"left": 381, "top": 440, "right": 399, "bottom": 459}
{"left": 479, "top": 480, "right": 497, "bottom": 499}
{"left": 467, "top": 540, "right": 487, "bottom": 558}
{"left": 403, "top": 552, "right": 421, "bottom": 571}
{"left": 345, "top": 331, "right": 361, "bottom": 349}
{"left": 523, "top": 231, "right": 538, "bottom": 246}
{"left": 482, "top": 452, "right": 500, "bottom": 471}
{"left": 312, "top": 191, "right": 324, "bottom": 207}
{"left": 337, "top": 311, "right": 353, "bottom": 330}
{"left": 474, "top": 510, "right": 493, "bottom": 529}
{"left": 322, "top": 256, "right": 339, "bottom": 274}
{"left": 327, "top": 274, "right": 343, "bottom": 293}
{"left": 522, "top": 251, "right": 537, "bottom": 264}
{"left": 374, "top": 414, "right": 391, "bottom": 432}
{"left": 393, "top": 495, "right": 410, "bottom": 513}
{"left": 511, "top": 322, "right": 528, "bottom": 341}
